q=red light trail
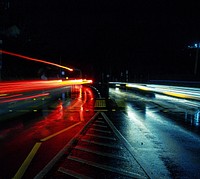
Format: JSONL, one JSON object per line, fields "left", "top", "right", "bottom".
{"left": 0, "top": 79, "right": 92, "bottom": 94}
{"left": 0, "top": 50, "right": 74, "bottom": 71}
{"left": 0, "top": 50, "right": 93, "bottom": 104}
{"left": 0, "top": 93, "right": 50, "bottom": 103}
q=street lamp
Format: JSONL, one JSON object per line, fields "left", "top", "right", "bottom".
{"left": 194, "top": 43, "right": 200, "bottom": 75}
{"left": 188, "top": 42, "right": 200, "bottom": 75}
{"left": 74, "top": 68, "right": 82, "bottom": 78}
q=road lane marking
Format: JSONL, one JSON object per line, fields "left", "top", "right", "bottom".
{"left": 85, "top": 133, "right": 117, "bottom": 140}
{"left": 40, "top": 122, "right": 82, "bottom": 142}
{"left": 13, "top": 142, "right": 42, "bottom": 179}
{"left": 92, "top": 124, "right": 108, "bottom": 128}
{"left": 95, "top": 99, "right": 106, "bottom": 107}
{"left": 67, "top": 156, "right": 143, "bottom": 178}
{"left": 81, "top": 139, "right": 124, "bottom": 149}
{"left": 74, "top": 146, "right": 128, "bottom": 160}
{"left": 89, "top": 128, "right": 111, "bottom": 133}
{"left": 94, "top": 109, "right": 108, "bottom": 111}
{"left": 13, "top": 122, "right": 83, "bottom": 178}
{"left": 35, "top": 112, "right": 100, "bottom": 179}
{"left": 58, "top": 167, "right": 92, "bottom": 179}
{"left": 101, "top": 112, "right": 153, "bottom": 179}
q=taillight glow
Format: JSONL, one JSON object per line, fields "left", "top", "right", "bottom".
{"left": 0, "top": 79, "right": 93, "bottom": 94}
{"left": 0, "top": 93, "right": 49, "bottom": 103}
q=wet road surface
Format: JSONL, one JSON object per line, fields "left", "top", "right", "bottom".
{"left": 0, "top": 85, "right": 96, "bottom": 178}
{"left": 0, "top": 84, "right": 200, "bottom": 178}
{"left": 108, "top": 87, "right": 200, "bottom": 178}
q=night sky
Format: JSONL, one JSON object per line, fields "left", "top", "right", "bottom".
{"left": 2, "top": 0, "right": 200, "bottom": 81}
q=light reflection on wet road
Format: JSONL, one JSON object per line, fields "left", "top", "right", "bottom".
{"left": 109, "top": 87, "right": 200, "bottom": 178}
{"left": 0, "top": 85, "right": 95, "bottom": 178}
{"left": 1, "top": 85, "right": 200, "bottom": 178}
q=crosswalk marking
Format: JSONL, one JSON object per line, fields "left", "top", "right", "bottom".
{"left": 95, "top": 99, "right": 106, "bottom": 107}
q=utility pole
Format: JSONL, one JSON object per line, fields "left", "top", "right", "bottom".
{"left": 188, "top": 42, "right": 200, "bottom": 76}
{"left": 194, "top": 43, "right": 200, "bottom": 75}
{"left": 126, "top": 70, "right": 128, "bottom": 82}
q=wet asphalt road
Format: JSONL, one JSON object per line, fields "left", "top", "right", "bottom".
{"left": 108, "top": 87, "right": 200, "bottom": 178}
{"left": 0, "top": 84, "right": 200, "bottom": 178}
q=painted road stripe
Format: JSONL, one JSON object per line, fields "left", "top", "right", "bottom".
{"left": 67, "top": 156, "right": 144, "bottom": 178}
{"left": 34, "top": 112, "right": 100, "bottom": 179}
{"left": 58, "top": 167, "right": 92, "bottom": 179}
{"left": 81, "top": 139, "right": 123, "bottom": 149}
{"left": 13, "top": 142, "right": 42, "bottom": 179}
{"left": 89, "top": 128, "right": 111, "bottom": 133}
{"left": 86, "top": 133, "right": 116, "bottom": 140}
{"left": 95, "top": 120, "right": 105, "bottom": 124}
{"left": 74, "top": 146, "right": 128, "bottom": 161}
{"left": 40, "top": 122, "right": 82, "bottom": 142}
{"left": 93, "top": 124, "right": 108, "bottom": 128}
{"left": 95, "top": 100, "right": 106, "bottom": 107}
{"left": 94, "top": 109, "right": 108, "bottom": 111}
{"left": 13, "top": 122, "right": 82, "bottom": 178}
{"left": 101, "top": 112, "right": 153, "bottom": 179}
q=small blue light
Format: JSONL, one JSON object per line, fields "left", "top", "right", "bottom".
{"left": 194, "top": 43, "right": 198, "bottom": 48}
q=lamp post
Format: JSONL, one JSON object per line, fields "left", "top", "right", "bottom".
{"left": 74, "top": 68, "right": 82, "bottom": 78}
{"left": 188, "top": 42, "right": 200, "bottom": 75}
{"left": 194, "top": 43, "right": 200, "bottom": 75}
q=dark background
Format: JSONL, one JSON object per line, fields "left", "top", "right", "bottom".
{"left": 1, "top": 0, "right": 200, "bottom": 82}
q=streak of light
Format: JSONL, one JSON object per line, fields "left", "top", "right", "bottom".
{"left": 110, "top": 82, "right": 200, "bottom": 101}
{"left": 0, "top": 50, "right": 74, "bottom": 71}
{"left": 0, "top": 93, "right": 23, "bottom": 99}
{"left": 0, "top": 79, "right": 93, "bottom": 94}
{"left": 78, "top": 86, "right": 83, "bottom": 99}
{"left": 79, "top": 87, "right": 90, "bottom": 121}
{"left": 145, "top": 84, "right": 200, "bottom": 100}
{"left": 0, "top": 93, "right": 49, "bottom": 103}
{"left": 85, "top": 87, "right": 94, "bottom": 100}
{"left": 125, "top": 84, "right": 150, "bottom": 91}
{"left": 0, "top": 94, "right": 7, "bottom": 97}
{"left": 126, "top": 105, "right": 149, "bottom": 131}
{"left": 154, "top": 94, "right": 200, "bottom": 108}
{"left": 145, "top": 108, "right": 166, "bottom": 125}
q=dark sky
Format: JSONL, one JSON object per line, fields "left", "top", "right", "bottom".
{"left": 2, "top": 0, "right": 200, "bottom": 80}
